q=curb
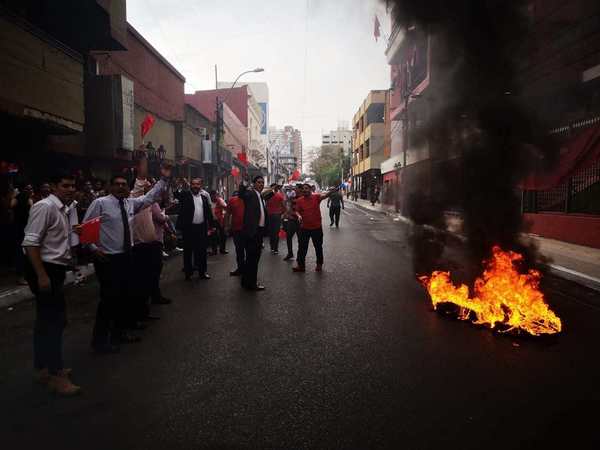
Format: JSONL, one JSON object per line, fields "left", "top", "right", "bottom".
{"left": 348, "top": 200, "right": 600, "bottom": 292}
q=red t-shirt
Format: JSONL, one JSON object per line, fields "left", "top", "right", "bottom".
{"left": 295, "top": 193, "right": 323, "bottom": 230}
{"left": 266, "top": 191, "right": 285, "bottom": 215}
{"left": 227, "top": 196, "right": 245, "bottom": 231}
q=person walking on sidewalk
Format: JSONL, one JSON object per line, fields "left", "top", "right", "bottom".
{"left": 327, "top": 189, "right": 344, "bottom": 228}
{"left": 266, "top": 183, "right": 285, "bottom": 254}
{"left": 83, "top": 165, "right": 172, "bottom": 354}
{"left": 226, "top": 190, "right": 245, "bottom": 276}
{"left": 293, "top": 183, "right": 339, "bottom": 273}
{"left": 174, "top": 178, "right": 214, "bottom": 281}
{"left": 22, "top": 171, "right": 81, "bottom": 396}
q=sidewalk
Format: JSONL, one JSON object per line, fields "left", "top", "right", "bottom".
{"left": 348, "top": 198, "right": 600, "bottom": 292}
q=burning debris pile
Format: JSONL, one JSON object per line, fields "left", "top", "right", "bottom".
{"left": 419, "top": 246, "right": 562, "bottom": 336}
{"left": 384, "top": 1, "right": 563, "bottom": 335}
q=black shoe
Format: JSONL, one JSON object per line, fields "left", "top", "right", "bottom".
{"left": 230, "top": 269, "right": 241, "bottom": 276}
{"left": 92, "top": 343, "right": 120, "bottom": 355}
{"left": 250, "top": 284, "right": 266, "bottom": 291}
{"left": 199, "top": 273, "right": 211, "bottom": 280}
{"left": 283, "top": 254, "right": 294, "bottom": 261}
{"left": 141, "top": 315, "right": 161, "bottom": 321}
{"left": 151, "top": 297, "right": 172, "bottom": 305}
{"left": 330, "top": 222, "right": 334, "bottom": 227}
{"left": 220, "top": 250, "right": 229, "bottom": 254}
{"left": 185, "top": 274, "right": 192, "bottom": 281}
{"left": 273, "top": 250, "right": 279, "bottom": 255}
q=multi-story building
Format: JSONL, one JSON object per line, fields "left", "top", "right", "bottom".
{"left": 322, "top": 125, "right": 353, "bottom": 155}
{"left": 1, "top": 0, "right": 127, "bottom": 182}
{"left": 351, "top": 90, "right": 388, "bottom": 199}
{"left": 218, "top": 81, "right": 269, "bottom": 168}
{"left": 268, "top": 126, "right": 302, "bottom": 181}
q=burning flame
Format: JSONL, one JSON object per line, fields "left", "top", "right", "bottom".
{"left": 419, "top": 246, "right": 562, "bottom": 336}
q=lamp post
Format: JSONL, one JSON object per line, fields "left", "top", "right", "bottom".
{"left": 214, "top": 67, "right": 264, "bottom": 180}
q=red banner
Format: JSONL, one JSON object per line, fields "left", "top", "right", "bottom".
{"left": 237, "top": 152, "right": 248, "bottom": 166}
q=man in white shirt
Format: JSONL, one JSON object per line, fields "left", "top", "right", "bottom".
{"left": 174, "top": 177, "right": 215, "bottom": 280}
{"left": 22, "top": 171, "right": 81, "bottom": 396}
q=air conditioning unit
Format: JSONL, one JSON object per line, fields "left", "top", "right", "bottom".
{"left": 201, "top": 140, "right": 213, "bottom": 163}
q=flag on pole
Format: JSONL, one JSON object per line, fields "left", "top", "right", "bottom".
{"left": 79, "top": 217, "right": 101, "bottom": 244}
{"left": 374, "top": 15, "right": 381, "bottom": 42}
{"left": 140, "top": 114, "right": 155, "bottom": 139}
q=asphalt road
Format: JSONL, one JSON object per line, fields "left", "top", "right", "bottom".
{"left": 1, "top": 203, "right": 599, "bottom": 450}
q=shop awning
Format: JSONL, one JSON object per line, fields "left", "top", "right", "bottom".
{"left": 522, "top": 123, "right": 600, "bottom": 190}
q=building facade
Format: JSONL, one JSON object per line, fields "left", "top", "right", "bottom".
{"left": 322, "top": 126, "right": 353, "bottom": 155}
{"left": 352, "top": 90, "right": 388, "bottom": 199}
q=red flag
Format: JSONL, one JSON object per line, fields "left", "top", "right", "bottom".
{"left": 140, "top": 114, "right": 155, "bottom": 139}
{"left": 231, "top": 167, "right": 240, "bottom": 177}
{"left": 79, "top": 217, "right": 101, "bottom": 244}
{"left": 374, "top": 15, "right": 381, "bottom": 42}
{"left": 290, "top": 169, "right": 301, "bottom": 181}
{"left": 237, "top": 152, "right": 248, "bottom": 166}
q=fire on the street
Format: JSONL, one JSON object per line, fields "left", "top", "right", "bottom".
{"left": 419, "top": 246, "right": 562, "bottom": 336}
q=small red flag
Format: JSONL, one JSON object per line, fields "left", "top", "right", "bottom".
{"left": 140, "top": 114, "right": 155, "bottom": 139}
{"left": 80, "top": 217, "right": 101, "bottom": 244}
{"left": 237, "top": 152, "right": 248, "bottom": 166}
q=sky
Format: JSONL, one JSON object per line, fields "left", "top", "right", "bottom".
{"left": 127, "top": 0, "right": 391, "bottom": 148}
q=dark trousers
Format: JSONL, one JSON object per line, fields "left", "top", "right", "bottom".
{"left": 329, "top": 206, "right": 341, "bottom": 227}
{"left": 241, "top": 228, "right": 264, "bottom": 288}
{"left": 283, "top": 219, "right": 299, "bottom": 256}
{"left": 297, "top": 227, "right": 324, "bottom": 267}
{"left": 25, "top": 261, "right": 67, "bottom": 374}
{"left": 211, "top": 222, "right": 227, "bottom": 253}
{"left": 268, "top": 214, "right": 282, "bottom": 251}
{"left": 92, "top": 253, "right": 131, "bottom": 347}
{"left": 232, "top": 230, "right": 246, "bottom": 272}
{"left": 132, "top": 242, "right": 162, "bottom": 320}
{"left": 183, "top": 223, "right": 208, "bottom": 275}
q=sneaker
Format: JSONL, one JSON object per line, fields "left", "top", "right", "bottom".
{"left": 273, "top": 250, "right": 279, "bottom": 255}
{"left": 47, "top": 374, "right": 81, "bottom": 396}
{"left": 292, "top": 265, "right": 306, "bottom": 273}
{"left": 175, "top": 247, "right": 183, "bottom": 253}
{"left": 315, "top": 264, "right": 323, "bottom": 272}
{"left": 162, "top": 251, "right": 169, "bottom": 258}
{"left": 283, "top": 254, "right": 294, "bottom": 261}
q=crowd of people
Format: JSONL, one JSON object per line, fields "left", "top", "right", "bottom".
{"left": 4, "top": 157, "right": 344, "bottom": 397}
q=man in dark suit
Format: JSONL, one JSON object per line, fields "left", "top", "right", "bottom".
{"left": 174, "top": 178, "right": 214, "bottom": 280}
{"left": 238, "top": 175, "right": 273, "bottom": 291}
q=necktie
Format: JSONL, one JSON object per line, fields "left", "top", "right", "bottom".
{"left": 119, "top": 198, "right": 131, "bottom": 252}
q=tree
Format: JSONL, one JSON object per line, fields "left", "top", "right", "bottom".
{"left": 309, "top": 145, "right": 348, "bottom": 187}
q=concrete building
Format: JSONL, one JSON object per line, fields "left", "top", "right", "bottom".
{"left": 322, "top": 125, "right": 353, "bottom": 155}
{"left": 1, "top": 0, "right": 127, "bottom": 182}
{"left": 268, "top": 126, "right": 302, "bottom": 181}
{"left": 92, "top": 23, "right": 186, "bottom": 179}
{"left": 218, "top": 81, "right": 269, "bottom": 166}
{"left": 352, "top": 90, "right": 388, "bottom": 199}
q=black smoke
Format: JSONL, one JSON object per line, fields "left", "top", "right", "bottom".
{"left": 385, "top": 0, "right": 558, "bottom": 278}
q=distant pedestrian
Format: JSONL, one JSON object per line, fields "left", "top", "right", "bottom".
{"left": 210, "top": 190, "right": 228, "bottom": 255}
{"left": 293, "top": 183, "right": 339, "bottom": 272}
{"left": 282, "top": 184, "right": 300, "bottom": 261}
{"left": 22, "top": 171, "right": 81, "bottom": 396}
{"left": 226, "top": 190, "right": 245, "bottom": 276}
{"left": 327, "top": 189, "right": 344, "bottom": 228}
{"left": 11, "top": 183, "right": 33, "bottom": 285}
{"left": 266, "top": 183, "right": 285, "bottom": 254}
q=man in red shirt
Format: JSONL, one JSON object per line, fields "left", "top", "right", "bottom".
{"left": 293, "top": 183, "right": 339, "bottom": 272}
{"left": 266, "top": 183, "right": 285, "bottom": 254}
{"left": 226, "top": 191, "right": 245, "bottom": 276}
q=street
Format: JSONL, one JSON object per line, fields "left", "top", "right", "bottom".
{"left": 1, "top": 202, "right": 599, "bottom": 450}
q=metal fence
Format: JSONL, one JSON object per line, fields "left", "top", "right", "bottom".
{"left": 523, "top": 159, "right": 600, "bottom": 215}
